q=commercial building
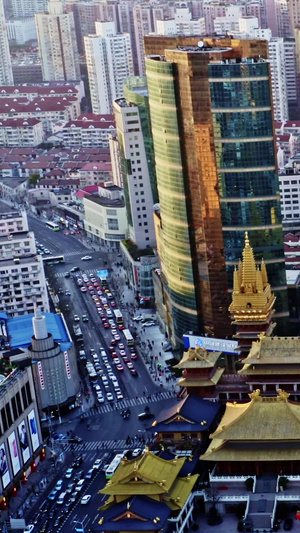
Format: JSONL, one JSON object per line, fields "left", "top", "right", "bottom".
{"left": 145, "top": 36, "right": 288, "bottom": 346}
{"left": 35, "top": 0, "right": 80, "bottom": 82}
{"left": 0, "top": 0, "right": 13, "bottom": 85}
{"left": 84, "top": 183, "right": 128, "bottom": 249}
{"left": 84, "top": 21, "right": 133, "bottom": 115}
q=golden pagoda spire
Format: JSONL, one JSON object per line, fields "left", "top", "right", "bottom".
{"left": 261, "top": 259, "right": 268, "bottom": 287}
{"left": 256, "top": 267, "right": 263, "bottom": 293}
{"left": 242, "top": 232, "right": 256, "bottom": 289}
{"left": 233, "top": 265, "right": 239, "bottom": 294}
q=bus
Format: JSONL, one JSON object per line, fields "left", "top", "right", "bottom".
{"left": 45, "top": 221, "right": 60, "bottom": 231}
{"left": 42, "top": 255, "right": 65, "bottom": 265}
{"left": 113, "top": 309, "right": 123, "bottom": 325}
{"left": 73, "top": 325, "right": 83, "bottom": 343}
{"left": 86, "top": 363, "right": 97, "bottom": 381}
{"left": 123, "top": 329, "right": 134, "bottom": 347}
{"left": 105, "top": 453, "right": 124, "bottom": 479}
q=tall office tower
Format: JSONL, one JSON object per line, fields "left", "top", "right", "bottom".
{"left": 84, "top": 21, "right": 133, "bottom": 114}
{"left": 113, "top": 77, "right": 157, "bottom": 250}
{"left": 35, "top": 0, "right": 80, "bottom": 81}
{"left": 268, "top": 38, "right": 289, "bottom": 122}
{"left": 133, "top": 4, "right": 154, "bottom": 76}
{"left": 145, "top": 36, "right": 289, "bottom": 345}
{"left": 284, "top": 37, "right": 298, "bottom": 117}
{"left": 10, "top": 0, "right": 47, "bottom": 18}
{"left": 0, "top": 0, "right": 13, "bottom": 86}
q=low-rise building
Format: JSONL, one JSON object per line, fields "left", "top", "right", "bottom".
{"left": 0, "top": 177, "right": 28, "bottom": 202}
{"left": 84, "top": 183, "right": 127, "bottom": 249}
{"left": 0, "top": 118, "right": 44, "bottom": 147}
{"left": 78, "top": 162, "right": 112, "bottom": 187}
{"left": 62, "top": 117, "right": 115, "bottom": 148}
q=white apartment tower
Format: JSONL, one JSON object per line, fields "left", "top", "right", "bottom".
{"left": 35, "top": 0, "right": 80, "bottom": 81}
{"left": 156, "top": 7, "right": 205, "bottom": 36}
{"left": 0, "top": 209, "right": 49, "bottom": 317}
{"left": 133, "top": 4, "right": 154, "bottom": 76}
{"left": 268, "top": 38, "right": 289, "bottom": 122}
{"left": 11, "top": 0, "right": 47, "bottom": 18}
{"left": 0, "top": 0, "right": 13, "bottom": 85}
{"left": 84, "top": 21, "right": 133, "bottom": 114}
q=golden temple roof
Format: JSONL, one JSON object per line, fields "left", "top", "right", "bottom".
{"left": 208, "top": 389, "right": 300, "bottom": 442}
{"left": 201, "top": 389, "right": 300, "bottom": 462}
{"left": 163, "top": 474, "right": 199, "bottom": 510}
{"left": 174, "top": 346, "right": 222, "bottom": 369}
{"left": 99, "top": 450, "right": 186, "bottom": 496}
{"left": 229, "top": 232, "right": 276, "bottom": 320}
{"left": 176, "top": 367, "right": 225, "bottom": 387}
{"left": 240, "top": 336, "right": 300, "bottom": 366}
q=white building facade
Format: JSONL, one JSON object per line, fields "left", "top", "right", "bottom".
{"left": 6, "top": 18, "right": 37, "bottom": 44}
{"left": 84, "top": 21, "right": 133, "bottom": 115}
{"left": 35, "top": 0, "right": 80, "bottom": 82}
{"left": 0, "top": 0, "right": 14, "bottom": 85}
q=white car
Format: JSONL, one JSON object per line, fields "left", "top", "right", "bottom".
{"left": 80, "top": 494, "right": 91, "bottom": 505}
{"left": 106, "top": 392, "right": 114, "bottom": 401}
{"left": 81, "top": 256, "right": 92, "bottom": 261}
{"left": 23, "top": 526, "right": 34, "bottom": 533}
{"left": 143, "top": 321, "right": 156, "bottom": 327}
{"left": 65, "top": 468, "right": 73, "bottom": 479}
{"left": 133, "top": 315, "right": 143, "bottom": 321}
{"left": 132, "top": 448, "right": 142, "bottom": 458}
{"left": 93, "top": 458, "right": 102, "bottom": 470}
{"left": 73, "top": 315, "right": 80, "bottom": 322}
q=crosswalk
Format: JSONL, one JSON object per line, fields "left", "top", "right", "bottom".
{"left": 65, "top": 438, "right": 141, "bottom": 452}
{"left": 54, "top": 268, "right": 98, "bottom": 278}
{"left": 80, "top": 390, "right": 176, "bottom": 419}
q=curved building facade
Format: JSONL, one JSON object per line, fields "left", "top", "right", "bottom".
{"left": 145, "top": 37, "right": 289, "bottom": 345}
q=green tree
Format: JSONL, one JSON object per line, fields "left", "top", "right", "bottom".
{"left": 28, "top": 173, "right": 40, "bottom": 187}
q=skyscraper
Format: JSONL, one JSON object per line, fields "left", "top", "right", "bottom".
{"left": 145, "top": 36, "right": 289, "bottom": 346}
{"left": 35, "top": 0, "right": 80, "bottom": 81}
{"left": 84, "top": 21, "right": 133, "bottom": 114}
{"left": 0, "top": 0, "right": 13, "bottom": 85}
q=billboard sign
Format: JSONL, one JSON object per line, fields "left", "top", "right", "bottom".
{"left": 18, "top": 420, "right": 30, "bottom": 464}
{"left": 183, "top": 334, "right": 239, "bottom": 354}
{"left": 8, "top": 431, "right": 21, "bottom": 476}
{"left": 28, "top": 409, "right": 39, "bottom": 452}
{"left": 0, "top": 442, "right": 10, "bottom": 488}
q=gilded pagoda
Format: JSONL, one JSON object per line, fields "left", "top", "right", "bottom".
{"left": 229, "top": 232, "right": 276, "bottom": 356}
{"left": 98, "top": 449, "right": 198, "bottom": 532}
{"left": 174, "top": 346, "right": 224, "bottom": 398}
{"left": 201, "top": 389, "right": 300, "bottom": 476}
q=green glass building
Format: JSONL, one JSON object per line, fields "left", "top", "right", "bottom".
{"left": 145, "top": 36, "right": 289, "bottom": 346}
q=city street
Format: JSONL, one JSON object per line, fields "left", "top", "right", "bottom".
{"left": 23, "top": 218, "right": 178, "bottom": 532}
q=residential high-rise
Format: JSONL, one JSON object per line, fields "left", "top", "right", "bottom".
{"left": 35, "top": 0, "right": 80, "bottom": 81}
{"left": 84, "top": 21, "right": 133, "bottom": 114}
{"left": 145, "top": 36, "right": 289, "bottom": 346}
{"left": 133, "top": 4, "right": 154, "bottom": 76}
{"left": 0, "top": 0, "right": 13, "bottom": 85}
{"left": 11, "top": 0, "right": 47, "bottom": 18}
{"left": 268, "top": 38, "right": 289, "bottom": 122}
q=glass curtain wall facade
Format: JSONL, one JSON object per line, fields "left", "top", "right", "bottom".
{"left": 145, "top": 37, "right": 289, "bottom": 345}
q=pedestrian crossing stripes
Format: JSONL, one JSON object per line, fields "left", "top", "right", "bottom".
{"left": 54, "top": 268, "right": 98, "bottom": 278}
{"left": 65, "top": 438, "right": 141, "bottom": 452}
{"left": 64, "top": 251, "right": 88, "bottom": 257}
{"left": 80, "top": 390, "right": 176, "bottom": 419}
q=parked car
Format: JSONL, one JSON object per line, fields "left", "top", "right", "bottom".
{"left": 138, "top": 412, "right": 154, "bottom": 421}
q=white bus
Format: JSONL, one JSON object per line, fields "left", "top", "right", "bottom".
{"left": 105, "top": 453, "right": 124, "bottom": 479}
{"left": 123, "top": 329, "right": 134, "bottom": 347}
{"left": 113, "top": 309, "right": 123, "bottom": 324}
{"left": 45, "top": 221, "right": 60, "bottom": 231}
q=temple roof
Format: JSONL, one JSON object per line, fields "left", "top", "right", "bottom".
{"left": 240, "top": 336, "right": 300, "bottom": 366}
{"left": 151, "top": 394, "right": 220, "bottom": 433}
{"left": 163, "top": 474, "right": 199, "bottom": 510}
{"left": 176, "top": 367, "right": 225, "bottom": 387}
{"left": 207, "top": 389, "right": 300, "bottom": 442}
{"left": 229, "top": 232, "right": 276, "bottom": 320}
{"left": 97, "top": 496, "right": 171, "bottom": 531}
{"left": 174, "top": 346, "right": 222, "bottom": 369}
{"left": 201, "top": 390, "right": 300, "bottom": 462}
{"left": 99, "top": 450, "right": 186, "bottom": 496}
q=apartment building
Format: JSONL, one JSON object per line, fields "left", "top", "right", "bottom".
{"left": 0, "top": 0, "right": 13, "bottom": 85}
{"left": 0, "top": 118, "right": 44, "bottom": 147}
{"left": 62, "top": 119, "right": 115, "bottom": 148}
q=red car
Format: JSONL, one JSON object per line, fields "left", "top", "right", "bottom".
{"left": 131, "top": 369, "right": 138, "bottom": 377}
{"left": 110, "top": 339, "right": 117, "bottom": 346}
{"left": 103, "top": 322, "right": 110, "bottom": 329}
{"left": 123, "top": 357, "right": 130, "bottom": 363}
{"left": 116, "top": 364, "right": 124, "bottom": 371}
{"left": 131, "top": 354, "right": 138, "bottom": 360}
{"left": 109, "top": 346, "right": 116, "bottom": 352}
{"left": 110, "top": 301, "right": 116, "bottom": 307}
{"left": 118, "top": 324, "right": 125, "bottom": 330}
{"left": 111, "top": 352, "right": 118, "bottom": 358}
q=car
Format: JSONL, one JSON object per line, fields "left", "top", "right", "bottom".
{"left": 111, "top": 301, "right": 116, "bottom": 307}
{"left": 133, "top": 315, "right": 143, "bottom": 321}
{"left": 49, "top": 509, "right": 56, "bottom": 519}
{"left": 82, "top": 314, "right": 89, "bottom": 322}
{"left": 116, "top": 392, "right": 124, "bottom": 399}
{"left": 63, "top": 231, "right": 69, "bottom": 235}
{"left": 114, "top": 334, "right": 121, "bottom": 341}
{"left": 97, "top": 396, "right": 105, "bottom": 404}
{"left": 119, "top": 350, "right": 126, "bottom": 357}
{"left": 48, "top": 488, "right": 58, "bottom": 501}
{"left": 118, "top": 324, "right": 125, "bottom": 330}
{"left": 110, "top": 338, "right": 117, "bottom": 346}
{"left": 109, "top": 345, "right": 116, "bottom": 352}
{"left": 70, "top": 266, "right": 80, "bottom": 272}
{"left": 103, "top": 322, "right": 110, "bottom": 328}
{"left": 81, "top": 494, "right": 91, "bottom": 505}
{"left": 132, "top": 448, "right": 142, "bottom": 458}
{"left": 63, "top": 502, "right": 72, "bottom": 515}
{"left": 116, "top": 364, "right": 124, "bottom": 371}
{"left": 143, "top": 321, "right": 156, "bottom": 327}
{"left": 53, "top": 432, "right": 67, "bottom": 440}
{"left": 284, "top": 518, "right": 293, "bottom": 530}
{"left": 91, "top": 278, "right": 97, "bottom": 283}
{"left": 79, "top": 350, "right": 86, "bottom": 360}
{"left": 68, "top": 436, "right": 83, "bottom": 443}
{"left": 131, "top": 353, "right": 138, "bottom": 360}
{"left": 65, "top": 290, "right": 71, "bottom": 296}
{"left": 40, "top": 520, "right": 49, "bottom": 533}
{"left": 81, "top": 256, "right": 92, "bottom": 260}
{"left": 73, "top": 315, "right": 80, "bottom": 322}
{"left": 85, "top": 469, "right": 95, "bottom": 479}
{"left": 138, "top": 412, "right": 154, "bottom": 420}
{"left": 93, "top": 458, "right": 102, "bottom": 470}
{"left": 107, "top": 392, "right": 114, "bottom": 401}
{"left": 72, "top": 455, "right": 83, "bottom": 468}
{"left": 111, "top": 351, "right": 118, "bottom": 358}
{"left": 33, "top": 512, "right": 42, "bottom": 525}
{"left": 55, "top": 479, "right": 63, "bottom": 491}
{"left": 118, "top": 343, "right": 125, "bottom": 350}
{"left": 80, "top": 287, "right": 87, "bottom": 292}
{"left": 131, "top": 369, "right": 138, "bottom": 377}
{"left": 123, "top": 357, "right": 130, "bottom": 363}
{"left": 66, "top": 482, "right": 75, "bottom": 494}
{"left": 65, "top": 468, "right": 73, "bottom": 479}
{"left": 53, "top": 515, "right": 63, "bottom": 528}
{"left": 74, "top": 470, "right": 84, "bottom": 481}
{"left": 64, "top": 272, "right": 70, "bottom": 278}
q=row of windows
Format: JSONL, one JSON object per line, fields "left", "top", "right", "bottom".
{"left": 218, "top": 171, "right": 278, "bottom": 198}
{"left": 210, "top": 80, "right": 271, "bottom": 109}
{"left": 0, "top": 381, "right": 32, "bottom": 435}
{"left": 221, "top": 200, "right": 281, "bottom": 227}
{"left": 209, "top": 62, "right": 269, "bottom": 79}
{"left": 212, "top": 111, "right": 273, "bottom": 139}
{"left": 215, "top": 140, "right": 275, "bottom": 169}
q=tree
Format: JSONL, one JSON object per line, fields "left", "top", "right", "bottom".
{"left": 28, "top": 173, "right": 40, "bottom": 187}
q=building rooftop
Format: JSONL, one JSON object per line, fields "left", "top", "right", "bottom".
{"left": 85, "top": 194, "right": 124, "bottom": 208}
{"left": 7, "top": 312, "right": 71, "bottom": 351}
{"left": 0, "top": 177, "right": 27, "bottom": 188}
